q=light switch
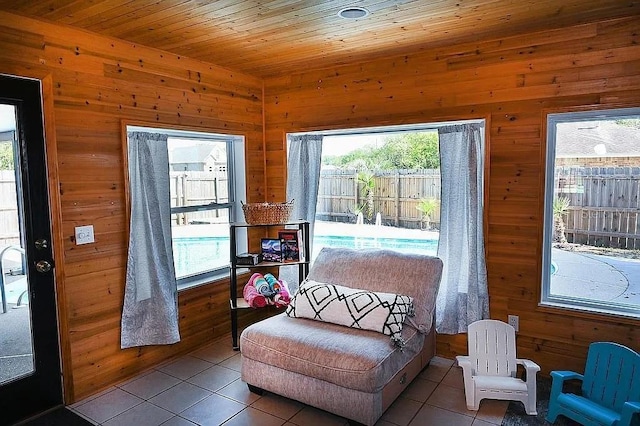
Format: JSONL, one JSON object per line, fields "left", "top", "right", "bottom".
{"left": 75, "top": 225, "right": 95, "bottom": 245}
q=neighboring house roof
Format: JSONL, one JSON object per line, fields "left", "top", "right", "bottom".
{"left": 556, "top": 121, "right": 640, "bottom": 157}
{"left": 169, "top": 145, "right": 217, "bottom": 164}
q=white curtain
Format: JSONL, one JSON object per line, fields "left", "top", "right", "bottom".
{"left": 279, "top": 134, "right": 323, "bottom": 294}
{"left": 121, "top": 131, "right": 180, "bottom": 348}
{"left": 436, "top": 123, "right": 489, "bottom": 334}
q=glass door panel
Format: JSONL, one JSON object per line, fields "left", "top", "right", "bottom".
{"left": 0, "top": 104, "right": 34, "bottom": 385}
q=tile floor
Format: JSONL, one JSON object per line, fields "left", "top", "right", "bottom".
{"left": 69, "top": 335, "right": 509, "bottom": 426}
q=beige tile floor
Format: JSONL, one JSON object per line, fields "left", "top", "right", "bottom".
{"left": 69, "top": 335, "right": 509, "bottom": 426}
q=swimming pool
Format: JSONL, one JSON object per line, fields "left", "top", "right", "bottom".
{"left": 172, "top": 235, "right": 439, "bottom": 278}
{"left": 173, "top": 237, "right": 229, "bottom": 279}
{"left": 313, "top": 235, "right": 438, "bottom": 256}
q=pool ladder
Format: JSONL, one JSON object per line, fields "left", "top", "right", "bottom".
{"left": 0, "top": 245, "right": 27, "bottom": 314}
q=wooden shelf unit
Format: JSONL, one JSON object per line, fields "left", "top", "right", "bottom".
{"left": 229, "top": 220, "right": 310, "bottom": 350}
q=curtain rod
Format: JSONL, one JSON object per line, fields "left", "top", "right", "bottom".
{"left": 127, "top": 125, "right": 242, "bottom": 141}
{"left": 288, "top": 119, "right": 484, "bottom": 138}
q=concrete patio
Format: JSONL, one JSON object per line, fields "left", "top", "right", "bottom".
{"left": 0, "top": 273, "right": 32, "bottom": 384}
{"left": 552, "top": 248, "right": 640, "bottom": 306}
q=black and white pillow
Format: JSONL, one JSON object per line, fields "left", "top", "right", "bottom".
{"left": 286, "top": 279, "right": 413, "bottom": 347}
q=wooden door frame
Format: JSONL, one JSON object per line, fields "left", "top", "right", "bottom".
{"left": 0, "top": 67, "right": 72, "bottom": 402}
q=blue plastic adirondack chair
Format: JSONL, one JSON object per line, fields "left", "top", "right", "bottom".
{"left": 546, "top": 342, "right": 640, "bottom": 426}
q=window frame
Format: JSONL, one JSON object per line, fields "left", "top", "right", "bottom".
{"left": 541, "top": 107, "right": 640, "bottom": 318}
{"left": 288, "top": 118, "right": 487, "bottom": 261}
{"left": 125, "top": 124, "right": 246, "bottom": 291}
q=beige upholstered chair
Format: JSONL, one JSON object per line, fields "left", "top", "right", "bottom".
{"left": 456, "top": 319, "right": 540, "bottom": 415}
{"left": 240, "top": 247, "right": 443, "bottom": 426}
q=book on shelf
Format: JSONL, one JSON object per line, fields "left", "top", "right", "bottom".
{"left": 260, "top": 238, "right": 282, "bottom": 263}
{"left": 278, "top": 229, "right": 305, "bottom": 262}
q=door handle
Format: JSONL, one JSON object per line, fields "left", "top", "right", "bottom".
{"left": 35, "top": 260, "right": 52, "bottom": 273}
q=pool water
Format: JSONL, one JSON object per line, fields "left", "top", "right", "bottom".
{"left": 173, "top": 235, "right": 438, "bottom": 278}
{"left": 313, "top": 235, "right": 438, "bottom": 257}
{"left": 173, "top": 237, "right": 229, "bottom": 279}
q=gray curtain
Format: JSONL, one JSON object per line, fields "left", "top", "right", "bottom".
{"left": 436, "top": 123, "right": 489, "bottom": 334}
{"left": 121, "top": 131, "right": 180, "bottom": 348}
{"left": 279, "top": 134, "right": 323, "bottom": 294}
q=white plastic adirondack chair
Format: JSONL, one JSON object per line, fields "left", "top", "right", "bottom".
{"left": 456, "top": 319, "right": 540, "bottom": 415}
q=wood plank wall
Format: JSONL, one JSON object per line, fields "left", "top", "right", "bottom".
{"left": 1, "top": 8, "right": 638, "bottom": 404}
{"left": 0, "top": 11, "right": 265, "bottom": 402}
{"left": 263, "top": 16, "right": 640, "bottom": 375}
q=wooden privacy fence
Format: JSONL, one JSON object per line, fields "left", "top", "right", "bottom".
{"left": 2, "top": 167, "right": 638, "bottom": 247}
{"left": 557, "top": 166, "right": 640, "bottom": 249}
{"left": 169, "top": 171, "right": 229, "bottom": 225}
{"left": 316, "top": 169, "right": 441, "bottom": 229}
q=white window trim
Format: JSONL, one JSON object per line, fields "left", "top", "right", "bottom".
{"left": 541, "top": 107, "right": 640, "bottom": 319}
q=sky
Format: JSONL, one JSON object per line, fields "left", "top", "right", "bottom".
{"left": 322, "top": 134, "right": 387, "bottom": 156}
{"left": 0, "top": 104, "right": 16, "bottom": 132}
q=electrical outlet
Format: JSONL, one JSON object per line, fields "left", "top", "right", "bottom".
{"left": 508, "top": 315, "right": 519, "bottom": 332}
{"left": 75, "top": 225, "right": 95, "bottom": 245}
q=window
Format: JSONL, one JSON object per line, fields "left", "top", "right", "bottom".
{"left": 542, "top": 107, "right": 640, "bottom": 318}
{"left": 292, "top": 120, "right": 483, "bottom": 261}
{"left": 127, "top": 126, "right": 246, "bottom": 290}
{"left": 289, "top": 120, "right": 489, "bottom": 332}
{"left": 314, "top": 129, "right": 441, "bottom": 261}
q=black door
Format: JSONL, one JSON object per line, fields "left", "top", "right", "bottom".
{"left": 0, "top": 74, "right": 62, "bottom": 424}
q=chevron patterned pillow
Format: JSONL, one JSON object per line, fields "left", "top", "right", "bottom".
{"left": 285, "top": 279, "right": 414, "bottom": 348}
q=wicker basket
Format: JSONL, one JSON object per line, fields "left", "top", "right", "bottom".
{"left": 242, "top": 200, "right": 294, "bottom": 225}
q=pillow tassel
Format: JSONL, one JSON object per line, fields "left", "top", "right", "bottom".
{"left": 391, "top": 335, "right": 406, "bottom": 351}
{"left": 407, "top": 304, "right": 416, "bottom": 318}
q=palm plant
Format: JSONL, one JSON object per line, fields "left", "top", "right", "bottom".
{"left": 553, "top": 196, "right": 571, "bottom": 244}
{"left": 416, "top": 198, "right": 439, "bottom": 230}
{"left": 357, "top": 170, "right": 375, "bottom": 222}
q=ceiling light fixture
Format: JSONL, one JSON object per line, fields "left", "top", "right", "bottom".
{"left": 338, "top": 7, "right": 370, "bottom": 19}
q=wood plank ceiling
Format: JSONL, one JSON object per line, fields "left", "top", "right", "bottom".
{"left": 0, "top": 0, "right": 638, "bottom": 77}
